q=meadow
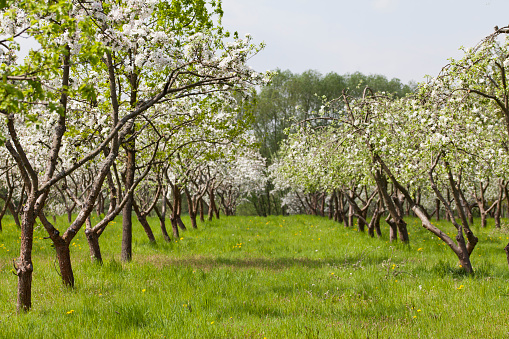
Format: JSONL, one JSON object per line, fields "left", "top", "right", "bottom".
{"left": 1, "top": 214, "right": 509, "bottom": 338}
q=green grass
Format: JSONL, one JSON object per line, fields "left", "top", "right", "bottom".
{"left": 1, "top": 214, "right": 509, "bottom": 338}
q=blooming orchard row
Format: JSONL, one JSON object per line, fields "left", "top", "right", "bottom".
{"left": 0, "top": 0, "right": 268, "bottom": 313}
{"left": 271, "top": 26, "right": 509, "bottom": 275}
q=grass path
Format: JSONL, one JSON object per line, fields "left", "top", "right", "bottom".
{"left": 1, "top": 214, "right": 509, "bottom": 338}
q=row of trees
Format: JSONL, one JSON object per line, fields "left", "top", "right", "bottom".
{"left": 246, "top": 69, "right": 415, "bottom": 216}
{"left": 271, "top": 26, "right": 509, "bottom": 274}
{"left": 0, "top": 0, "right": 269, "bottom": 313}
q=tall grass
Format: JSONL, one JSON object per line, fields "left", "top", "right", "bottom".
{"left": 1, "top": 214, "right": 508, "bottom": 338}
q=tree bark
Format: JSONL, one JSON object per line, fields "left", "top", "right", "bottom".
{"left": 199, "top": 198, "right": 205, "bottom": 222}
{"left": 367, "top": 208, "right": 379, "bottom": 238}
{"left": 328, "top": 191, "right": 334, "bottom": 220}
{"left": 133, "top": 201, "right": 156, "bottom": 243}
{"left": 435, "top": 198, "right": 440, "bottom": 221}
{"left": 54, "top": 237, "right": 74, "bottom": 286}
{"left": 446, "top": 189, "right": 451, "bottom": 221}
{"left": 171, "top": 217, "right": 180, "bottom": 239}
{"left": 85, "top": 228, "right": 102, "bottom": 263}
{"left": 16, "top": 196, "right": 37, "bottom": 312}
{"left": 495, "top": 180, "right": 506, "bottom": 229}
{"left": 208, "top": 189, "right": 215, "bottom": 221}
{"left": 154, "top": 186, "right": 171, "bottom": 242}
{"left": 185, "top": 187, "right": 198, "bottom": 229}
{"left": 121, "top": 144, "right": 135, "bottom": 262}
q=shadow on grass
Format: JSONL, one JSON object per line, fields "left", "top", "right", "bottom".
{"left": 145, "top": 254, "right": 390, "bottom": 271}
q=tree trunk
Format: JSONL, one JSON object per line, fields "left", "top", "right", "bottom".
{"left": 12, "top": 206, "right": 21, "bottom": 228}
{"left": 320, "top": 193, "right": 325, "bottom": 217}
{"left": 386, "top": 218, "right": 398, "bottom": 242}
{"left": 173, "top": 185, "right": 187, "bottom": 231}
{"left": 213, "top": 197, "right": 220, "bottom": 219}
{"left": 495, "top": 180, "right": 504, "bottom": 229}
{"left": 199, "top": 198, "right": 205, "bottom": 222}
{"left": 333, "top": 191, "right": 339, "bottom": 222}
{"left": 155, "top": 188, "right": 171, "bottom": 242}
{"left": 266, "top": 188, "right": 271, "bottom": 216}
{"left": 435, "top": 198, "right": 440, "bottom": 221}
{"left": 85, "top": 228, "right": 102, "bottom": 263}
{"left": 347, "top": 204, "right": 354, "bottom": 228}
{"left": 478, "top": 199, "right": 487, "bottom": 228}
{"left": 495, "top": 201, "right": 502, "bottom": 229}
{"left": 189, "top": 211, "right": 198, "bottom": 229}
{"left": 133, "top": 202, "right": 156, "bottom": 243}
{"left": 54, "top": 238, "right": 74, "bottom": 287}
{"left": 358, "top": 215, "right": 365, "bottom": 232}
{"left": 171, "top": 217, "right": 179, "bottom": 239}
{"left": 176, "top": 216, "right": 186, "bottom": 231}
{"left": 459, "top": 188, "right": 474, "bottom": 225}
{"left": 208, "top": 190, "right": 215, "bottom": 221}
{"left": 16, "top": 198, "right": 37, "bottom": 312}
{"left": 97, "top": 192, "right": 104, "bottom": 217}
{"left": 185, "top": 187, "right": 198, "bottom": 229}
{"left": 446, "top": 189, "right": 451, "bottom": 221}
{"left": 374, "top": 214, "right": 382, "bottom": 238}
{"left": 67, "top": 209, "right": 73, "bottom": 223}
{"left": 154, "top": 205, "right": 171, "bottom": 242}
{"left": 367, "top": 209, "right": 380, "bottom": 237}
{"left": 328, "top": 192, "right": 334, "bottom": 220}
{"left": 397, "top": 219, "right": 409, "bottom": 242}
{"left": 121, "top": 145, "right": 135, "bottom": 262}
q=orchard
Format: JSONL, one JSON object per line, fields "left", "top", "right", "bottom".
{"left": 1, "top": 1, "right": 509, "bottom": 337}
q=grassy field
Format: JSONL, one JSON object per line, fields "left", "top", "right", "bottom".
{"left": 1, "top": 214, "right": 509, "bottom": 338}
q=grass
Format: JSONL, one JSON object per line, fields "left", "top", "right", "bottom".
{"left": 1, "top": 213, "right": 509, "bottom": 338}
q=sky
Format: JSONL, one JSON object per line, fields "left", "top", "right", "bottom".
{"left": 221, "top": 0, "right": 509, "bottom": 84}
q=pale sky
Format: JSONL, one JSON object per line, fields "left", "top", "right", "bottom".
{"left": 221, "top": 0, "right": 509, "bottom": 84}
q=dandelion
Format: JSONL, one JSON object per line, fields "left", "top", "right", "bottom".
{"left": 457, "top": 285, "right": 464, "bottom": 290}
{"left": 413, "top": 315, "right": 417, "bottom": 318}
{"left": 210, "top": 321, "right": 214, "bottom": 324}
{"left": 417, "top": 248, "right": 423, "bottom": 251}
{"left": 417, "top": 309, "right": 421, "bottom": 312}
{"left": 142, "top": 289, "right": 146, "bottom": 292}
{"left": 66, "top": 310, "right": 75, "bottom": 314}
{"left": 180, "top": 237, "right": 183, "bottom": 240}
